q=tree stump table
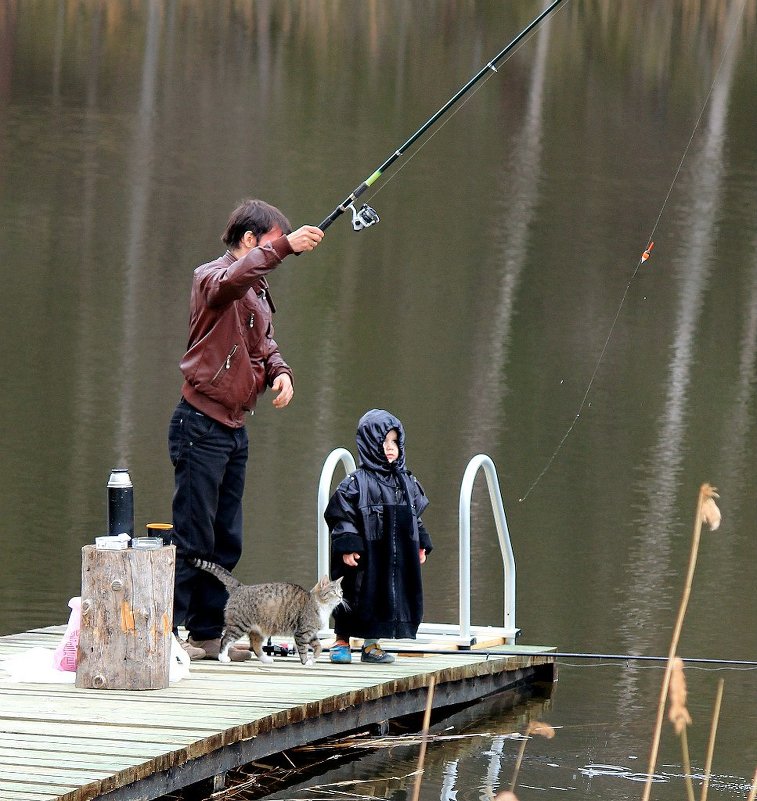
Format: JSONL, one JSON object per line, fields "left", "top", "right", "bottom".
{"left": 76, "top": 544, "right": 175, "bottom": 690}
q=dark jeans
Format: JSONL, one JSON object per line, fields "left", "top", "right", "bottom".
{"left": 168, "top": 398, "right": 248, "bottom": 640}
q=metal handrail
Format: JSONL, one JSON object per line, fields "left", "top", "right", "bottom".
{"left": 316, "top": 449, "right": 516, "bottom": 645}
{"left": 459, "top": 454, "right": 516, "bottom": 643}
{"left": 316, "top": 448, "right": 356, "bottom": 580}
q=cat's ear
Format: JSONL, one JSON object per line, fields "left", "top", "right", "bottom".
{"left": 334, "top": 575, "right": 344, "bottom": 585}
{"left": 319, "top": 575, "right": 330, "bottom": 588}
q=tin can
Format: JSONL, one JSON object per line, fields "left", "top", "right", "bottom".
{"left": 107, "top": 468, "right": 134, "bottom": 538}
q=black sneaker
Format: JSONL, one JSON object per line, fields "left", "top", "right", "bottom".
{"left": 361, "top": 643, "right": 395, "bottom": 664}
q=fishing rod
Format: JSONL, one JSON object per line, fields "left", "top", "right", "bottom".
{"left": 268, "top": 644, "right": 757, "bottom": 667}
{"left": 374, "top": 649, "right": 757, "bottom": 667}
{"left": 317, "top": 0, "right": 567, "bottom": 233}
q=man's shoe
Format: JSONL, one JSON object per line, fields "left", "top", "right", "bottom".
{"left": 180, "top": 639, "right": 206, "bottom": 661}
{"left": 189, "top": 637, "right": 253, "bottom": 662}
{"left": 360, "top": 643, "right": 395, "bottom": 664}
{"left": 329, "top": 644, "right": 352, "bottom": 664}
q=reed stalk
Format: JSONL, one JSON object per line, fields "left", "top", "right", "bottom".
{"left": 747, "top": 767, "right": 757, "bottom": 801}
{"left": 700, "top": 678, "right": 724, "bottom": 801}
{"left": 509, "top": 735, "right": 529, "bottom": 792}
{"left": 410, "top": 676, "right": 436, "bottom": 801}
{"left": 669, "top": 657, "right": 694, "bottom": 801}
{"left": 509, "top": 721, "right": 555, "bottom": 792}
{"left": 641, "top": 483, "right": 720, "bottom": 801}
{"left": 680, "top": 726, "right": 695, "bottom": 801}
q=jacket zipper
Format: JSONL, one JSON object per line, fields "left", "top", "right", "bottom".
{"left": 211, "top": 344, "right": 238, "bottom": 384}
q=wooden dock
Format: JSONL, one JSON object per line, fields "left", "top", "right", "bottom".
{"left": 0, "top": 625, "right": 555, "bottom": 801}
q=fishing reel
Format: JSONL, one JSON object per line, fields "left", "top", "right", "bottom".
{"left": 348, "top": 202, "right": 380, "bottom": 231}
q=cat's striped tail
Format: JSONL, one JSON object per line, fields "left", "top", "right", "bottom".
{"left": 191, "top": 558, "right": 242, "bottom": 592}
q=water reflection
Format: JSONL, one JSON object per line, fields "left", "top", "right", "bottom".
{"left": 66, "top": 2, "right": 107, "bottom": 528}
{"left": 259, "top": 690, "right": 551, "bottom": 801}
{"left": 717, "top": 233, "right": 757, "bottom": 512}
{"left": 625, "top": 0, "right": 743, "bottom": 653}
{"left": 255, "top": 662, "right": 757, "bottom": 801}
{"left": 463, "top": 1, "right": 553, "bottom": 452}
{"left": 114, "top": 0, "right": 162, "bottom": 462}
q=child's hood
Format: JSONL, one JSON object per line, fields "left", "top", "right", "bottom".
{"left": 355, "top": 408, "right": 406, "bottom": 472}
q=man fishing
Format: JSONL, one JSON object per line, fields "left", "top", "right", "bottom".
{"left": 168, "top": 0, "right": 564, "bottom": 663}
{"left": 168, "top": 198, "right": 323, "bottom": 661}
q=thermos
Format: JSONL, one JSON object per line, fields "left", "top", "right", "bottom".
{"left": 107, "top": 468, "right": 134, "bottom": 537}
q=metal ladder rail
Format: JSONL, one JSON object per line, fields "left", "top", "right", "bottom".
{"left": 458, "top": 454, "right": 516, "bottom": 644}
{"left": 316, "top": 447, "right": 356, "bottom": 581}
{"left": 316, "top": 449, "right": 516, "bottom": 644}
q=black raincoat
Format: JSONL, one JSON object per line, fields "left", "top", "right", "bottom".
{"left": 325, "top": 409, "right": 433, "bottom": 640}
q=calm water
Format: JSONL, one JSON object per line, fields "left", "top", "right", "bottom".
{"left": 0, "top": 1, "right": 755, "bottom": 799}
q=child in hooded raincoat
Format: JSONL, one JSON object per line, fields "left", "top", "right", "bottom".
{"left": 325, "top": 409, "right": 433, "bottom": 663}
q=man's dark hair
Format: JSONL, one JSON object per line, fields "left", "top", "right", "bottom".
{"left": 221, "top": 199, "right": 292, "bottom": 247}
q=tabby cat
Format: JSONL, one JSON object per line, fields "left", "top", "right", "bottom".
{"left": 191, "top": 559, "right": 344, "bottom": 665}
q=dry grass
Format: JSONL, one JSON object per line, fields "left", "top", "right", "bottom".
{"left": 508, "top": 720, "right": 556, "bottom": 793}
{"left": 641, "top": 484, "right": 722, "bottom": 801}
{"left": 700, "top": 678, "right": 725, "bottom": 801}
{"left": 747, "top": 767, "right": 757, "bottom": 801}
{"left": 409, "top": 677, "right": 436, "bottom": 801}
{"left": 668, "top": 657, "right": 694, "bottom": 801}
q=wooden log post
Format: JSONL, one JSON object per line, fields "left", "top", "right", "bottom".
{"left": 76, "top": 544, "right": 176, "bottom": 690}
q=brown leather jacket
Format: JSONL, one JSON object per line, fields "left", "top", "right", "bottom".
{"left": 179, "top": 236, "right": 295, "bottom": 427}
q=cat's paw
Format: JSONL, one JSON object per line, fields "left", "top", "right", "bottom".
{"left": 218, "top": 652, "right": 231, "bottom": 664}
{"left": 257, "top": 653, "right": 274, "bottom": 664}
{"left": 304, "top": 656, "right": 315, "bottom": 667}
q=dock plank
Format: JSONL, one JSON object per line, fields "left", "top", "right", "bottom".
{"left": 0, "top": 625, "right": 555, "bottom": 801}
{"left": 0, "top": 781, "right": 78, "bottom": 800}
{"left": 0, "top": 794, "right": 66, "bottom": 801}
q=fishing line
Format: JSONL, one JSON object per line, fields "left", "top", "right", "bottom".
{"left": 517, "top": 0, "right": 750, "bottom": 503}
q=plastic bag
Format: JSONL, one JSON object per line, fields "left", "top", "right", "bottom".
{"left": 53, "top": 597, "right": 81, "bottom": 672}
{"left": 170, "top": 634, "right": 191, "bottom": 682}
